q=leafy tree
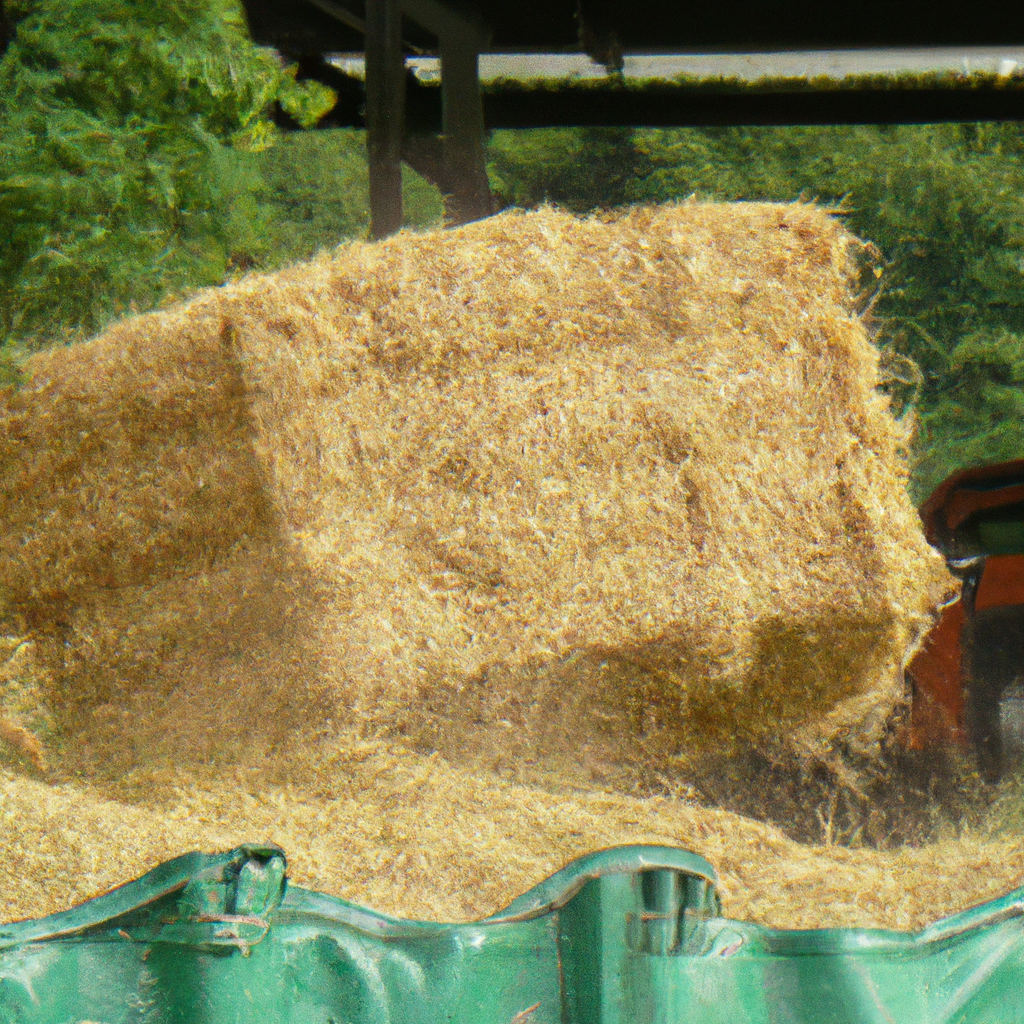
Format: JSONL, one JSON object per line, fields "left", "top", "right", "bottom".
{"left": 0, "top": 0, "right": 333, "bottom": 352}
{"left": 914, "top": 330, "right": 1024, "bottom": 497}
{"left": 247, "top": 128, "right": 442, "bottom": 266}
{"left": 488, "top": 126, "right": 644, "bottom": 212}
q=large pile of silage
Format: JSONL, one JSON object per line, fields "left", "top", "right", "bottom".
{"left": 1, "top": 742, "right": 1022, "bottom": 932}
{"left": 0, "top": 201, "right": 952, "bottom": 786}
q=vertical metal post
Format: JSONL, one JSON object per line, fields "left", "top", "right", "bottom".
{"left": 365, "top": 0, "right": 405, "bottom": 238}
{"left": 440, "top": 34, "right": 493, "bottom": 225}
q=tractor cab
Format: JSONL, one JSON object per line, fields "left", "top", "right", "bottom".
{"left": 905, "top": 459, "right": 1024, "bottom": 778}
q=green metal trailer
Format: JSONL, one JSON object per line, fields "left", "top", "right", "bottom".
{"left": 1, "top": 842, "right": 1022, "bottom": 1023}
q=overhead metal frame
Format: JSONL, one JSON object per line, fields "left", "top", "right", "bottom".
{"left": 314, "top": 0, "right": 493, "bottom": 236}
{"left": 254, "top": 0, "right": 1024, "bottom": 237}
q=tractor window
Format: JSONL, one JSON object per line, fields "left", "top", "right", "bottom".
{"left": 975, "top": 508, "right": 1024, "bottom": 557}
{"left": 957, "top": 502, "right": 1024, "bottom": 557}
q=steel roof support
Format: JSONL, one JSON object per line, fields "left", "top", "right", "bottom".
{"left": 365, "top": 0, "right": 405, "bottom": 237}
{"left": 358, "top": 0, "right": 494, "bottom": 236}
{"left": 440, "top": 33, "right": 493, "bottom": 224}
{"left": 365, "top": 0, "right": 405, "bottom": 238}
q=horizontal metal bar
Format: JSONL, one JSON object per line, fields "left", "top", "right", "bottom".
{"left": 328, "top": 47, "right": 1024, "bottom": 82}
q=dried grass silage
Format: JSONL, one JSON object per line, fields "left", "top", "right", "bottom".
{"left": 0, "top": 201, "right": 952, "bottom": 783}
{"left": 1, "top": 737, "right": 1021, "bottom": 932}
{"left": 0, "top": 199, "right": 1002, "bottom": 935}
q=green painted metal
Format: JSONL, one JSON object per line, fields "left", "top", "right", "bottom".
{"left": 1, "top": 843, "right": 1023, "bottom": 1023}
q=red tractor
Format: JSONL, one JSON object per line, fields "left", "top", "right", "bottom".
{"left": 903, "top": 459, "right": 1024, "bottom": 779}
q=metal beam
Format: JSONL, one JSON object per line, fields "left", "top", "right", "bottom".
{"left": 440, "top": 35, "right": 492, "bottom": 223}
{"left": 302, "top": 0, "right": 490, "bottom": 57}
{"left": 303, "top": 0, "right": 365, "bottom": 35}
{"left": 306, "top": 0, "right": 495, "bottom": 234}
{"left": 478, "top": 80, "right": 1024, "bottom": 126}
{"left": 365, "top": 0, "right": 405, "bottom": 237}
{"left": 401, "top": 0, "right": 490, "bottom": 49}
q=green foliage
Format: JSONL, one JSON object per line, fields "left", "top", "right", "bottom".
{"left": 913, "top": 330, "right": 1024, "bottom": 500}
{"left": 488, "top": 127, "right": 642, "bottom": 212}
{"left": 487, "top": 124, "right": 1024, "bottom": 498}
{"left": 0, "top": 0, "right": 332, "bottom": 351}
{"left": 247, "top": 129, "right": 442, "bottom": 267}
{"left": 276, "top": 67, "right": 338, "bottom": 131}
{"left": 0, "top": 0, "right": 444, "bottom": 365}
